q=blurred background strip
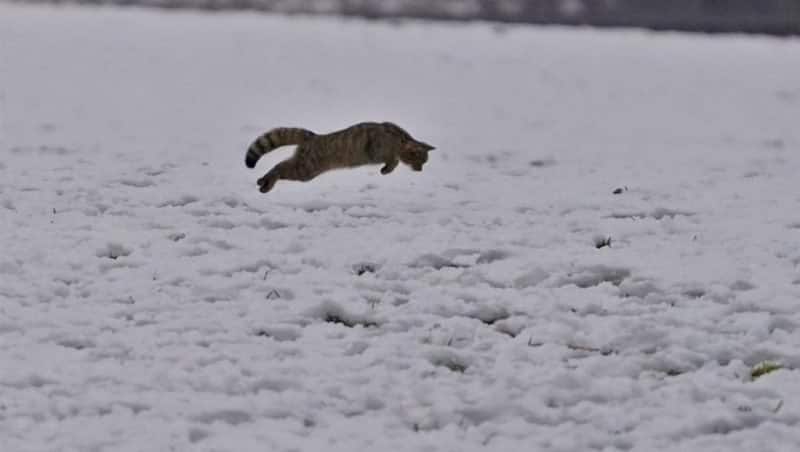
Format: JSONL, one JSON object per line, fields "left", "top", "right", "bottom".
{"left": 10, "top": 0, "right": 800, "bottom": 35}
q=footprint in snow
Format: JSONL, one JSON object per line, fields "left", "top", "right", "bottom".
{"left": 158, "top": 194, "right": 199, "bottom": 208}
{"left": 96, "top": 242, "right": 132, "bottom": 260}
{"left": 608, "top": 207, "right": 693, "bottom": 220}
{"left": 191, "top": 410, "right": 252, "bottom": 426}
{"left": 556, "top": 265, "right": 631, "bottom": 288}
{"left": 117, "top": 178, "right": 155, "bottom": 188}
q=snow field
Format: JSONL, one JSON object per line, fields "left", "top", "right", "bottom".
{"left": 2, "top": 3, "right": 800, "bottom": 451}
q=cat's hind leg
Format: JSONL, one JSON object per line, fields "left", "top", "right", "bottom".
{"left": 257, "top": 159, "right": 291, "bottom": 193}
{"left": 257, "top": 158, "right": 319, "bottom": 193}
{"left": 257, "top": 170, "right": 280, "bottom": 193}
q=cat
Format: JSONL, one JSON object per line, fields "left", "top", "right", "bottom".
{"left": 245, "top": 122, "right": 434, "bottom": 193}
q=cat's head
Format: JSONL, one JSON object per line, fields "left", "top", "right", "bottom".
{"left": 383, "top": 122, "right": 435, "bottom": 171}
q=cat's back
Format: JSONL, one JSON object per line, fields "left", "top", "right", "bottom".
{"left": 308, "top": 122, "right": 380, "bottom": 152}
{"left": 319, "top": 122, "right": 381, "bottom": 140}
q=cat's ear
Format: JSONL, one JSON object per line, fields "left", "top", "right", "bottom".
{"left": 418, "top": 141, "right": 435, "bottom": 152}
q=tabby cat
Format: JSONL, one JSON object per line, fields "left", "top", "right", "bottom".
{"left": 245, "top": 122, "right": 435, "bottom": 193}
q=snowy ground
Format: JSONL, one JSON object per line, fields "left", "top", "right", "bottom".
{"left": 2, "top": 3, "right": 800, "bottom": 451}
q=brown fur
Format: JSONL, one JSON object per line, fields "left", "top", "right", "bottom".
{"left": 245, "top": 122, "right": 435, "bottom": 193}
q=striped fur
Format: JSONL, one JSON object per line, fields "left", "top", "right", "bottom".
{"left": 245, "top": 127, "right": 316, "bottom": 168}
{"left": 244, "top": 122, "right": 434, "bottom": 194}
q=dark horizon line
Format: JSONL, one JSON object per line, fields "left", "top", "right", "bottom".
{"left": 13, "top": 0, "right": 800, "bottom": 37}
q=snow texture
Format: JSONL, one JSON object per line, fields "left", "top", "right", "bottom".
{"left": 2, "top": 3, "right": 800, "bottom": 451}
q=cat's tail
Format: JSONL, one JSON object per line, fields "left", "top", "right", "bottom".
{"left": 245, "top": 127, "right": 316, "bottom": 168}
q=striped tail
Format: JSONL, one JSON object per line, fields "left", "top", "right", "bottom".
{"left": 245, "top": 127, "right": 316, "bottom": 168}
